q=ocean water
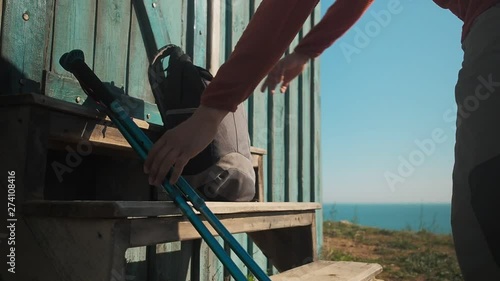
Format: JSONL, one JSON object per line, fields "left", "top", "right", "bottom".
{"left": 323, "top": 203, "right": 452, "bottom": 234}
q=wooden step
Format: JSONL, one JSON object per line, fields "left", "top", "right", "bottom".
{"left": 271, "top": 261, "right": 383, "bottom": 281}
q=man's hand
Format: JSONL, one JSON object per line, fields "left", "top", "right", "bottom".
{"left": 144, "top": 105, "right": 229, "bottom": 186}
{"left": 261, "top": 51, "right": 310, "bottom": 94}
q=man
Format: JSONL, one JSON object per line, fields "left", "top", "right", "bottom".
{"left": 144, "top": 0, "right": 500, "bottom": 279}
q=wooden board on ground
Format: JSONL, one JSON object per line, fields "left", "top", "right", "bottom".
{"left": 271, "top": 261, "right": 383, "bottom": 281}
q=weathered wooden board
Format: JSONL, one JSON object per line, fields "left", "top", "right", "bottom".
{"left": 312, "top": 4, "right": 323, "bottom": 256}
{"left": 230, "top": 0, "right": 250, "bottom": 115}
{"left": 93, "top": 0, "right": 131, "bottom": 88}
{"left": 155, "top": 242, "right": 192, "bottom": 281}
{"left": 271, "top": 261, "right": 383, "bottom": 281}
{"left": 247, "top": 0, "right": 270, "bottom": 276}
{"left": 285, "top": 34, "right": 300, "bottom": 203}
{"left": 23, "top": 201, "right": 321, "bottom": 218}
{"left": 297, "top": 16, "right": 313, "bottom": 202}
{"left": 299, "top": 16, "right": 313, "bottom": 203}
{"left": 189, "top": 1, "right": 222, "bottom": 280}
{"left": 127, "top": 3, "right": 155, "bottom": 104}
{"left": 249, "top": 224, "right": 315, "bottom": 273}
{"left": 127, "top": 212, "right": 315, "bottom": 248}
{"left": 0, "top": 0, "right": 4, "bottom": 39}
{"left": 1, "top": 0, "right": 51, "bottom": 94}
{"left": 199, "top": 239, "right": 224, "bottom": 281}
{"left": 270, "top": 89, "right": 286, "bottom": 202}
{"left": 188, "top": 0, "right": 208, "bottom": 66}
{"left": 125, "top": 246, "right": 147, "bottom": 281}
{"left": 127, "top": 0, "right": 187, "bottom": 104}
{"left": 50, "top": 0, "right": 96, "bottom": 75}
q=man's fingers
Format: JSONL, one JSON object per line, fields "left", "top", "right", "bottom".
{"left": 144, "top": 133, "right": 169, "bottom": 173}
{"left": 151, "top": 149, "right": 180, "bottom": 186}
{"left": 260, "top": 79, "right": 269, "bottom": 93}
{"left": 169, "top": 157, "right": 189, "bottom": 185}
{"left": 261, "top": 64, "right": 284, "bottom": 93}
{"left": 148, "top": 140, "right": 175, "bottom": 180}
{"left": 280, "top": 79, "right": 291, "bottom": 93}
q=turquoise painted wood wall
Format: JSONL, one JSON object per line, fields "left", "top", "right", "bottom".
{"left": 0, "top": 0, "right": 322, "bottom": 280}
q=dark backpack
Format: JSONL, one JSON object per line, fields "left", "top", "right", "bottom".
{"left": 148, "top": 44, "right": 255, "bottom": 202}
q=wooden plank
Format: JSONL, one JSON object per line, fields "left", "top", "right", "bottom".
{"left": 156, "top": 0, "right": 186, "bottom": 48}
{"left": 312, "top": 4, "right": 323, "bottom": 257}
{"left": 253, "top": 153, "right": 265, "bottom": 202}
{"left": 46, "top": 108, "right": 159, "bottom": 154}
{"left": 0, "top": 0, "right": 3, "bottom": 39}
{"left": 44, "top": 72, "right": 163, "bottom": 124}
{"left": 127, "top": 0, "right": 187, "bottom": 104}
{"left": 201, "top": 2, "right": 227, "bottom": 279}
{"left": 0, "top": 106, "right": 49, "bottom": 203}
{"left": 230, "top": 233, "right": 247, "bottom": 280}
{"left": 249, "top": 224, "right": 315, "bottom": 272}
{"left": 310, "top": 7, "right": 321, "bottom": 204}
{"left": 94, "top": 0, "right": 131, "bottom": 89}
{"left": 271, "top": 261, "right": 383, "bottom": 281}
{"left": 43, "top": 0, "right": 55, "bottom": 76}
{"left": 1, "top": 0, "right": 50, "bottom": 94}
{"left": 125, "top": 246, "right": 148, "bottom": 281}
{"left": 299, "top": 16, "right": 313, "bottom": 203}
{"left": 285, "top": 35, "right": 300, "bottom": 203}
{"left": 128, "top": 212, "right": 315, "bottom": 247}
{"left": 208, "top": 0, "right": 221, "bottom": 74}
{"left": 270, "top": 86, "right": 286, "bottom": 202}
{"left": 188, "top": 0, "right": 207, "bottom": 66}
{"left": 0, "top": 93, "right": 108, "bottom": 120}
{"left": 140, "top": 0, "right": 185, "bottom": 48}
{"left": 247, "top": 0, "right": 268, "bottom": 273}
{"left": 199, "top": 239, "right": 224, "bottom": 281}
{"left": 16, "top": 217, "right": 62, "bottom": 281}
{"left": 218, "top": 0, "right": 227, "bottom": 70}
{"left": 154, "top": 242, "right": 192, "bottom": 281}
{"left": 23, "top": 201, "right": 321, "bottom": 218}
{"left": 230, "top": 0, "right": 250, "bottom": 114}
{"left": 297, "top": 16, "right": 312, "bottom": 202}
{"left": 127, "top": 3, "right": 155, "bottom": 103}
{"left": 50, "top": 0, "right": 96, "bottom": 75}
{"left": 250, "top": 146, "right": 266, "bottom": 155}
{"left": 25, "top": 217, "right": 129, "bottom": 281}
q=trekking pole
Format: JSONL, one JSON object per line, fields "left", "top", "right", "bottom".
{"left": 59, "top": 50, "right": 271, "bottom": 281}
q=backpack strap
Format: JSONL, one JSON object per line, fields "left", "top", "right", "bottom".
{"left": 148, "top": 44, "right": 185, "bottom": 122}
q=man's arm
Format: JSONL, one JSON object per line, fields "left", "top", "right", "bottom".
{"left": 295, "top": 0, "right": 375, "bottom": 58}
{"left": 145, "top": 0, "right": 374, "bottom": 185}
{"left": 200, "top": 0, "right": 319, "bottom": 112}
{"left": 201, "top": 0, "right": 374, "bottom": 112}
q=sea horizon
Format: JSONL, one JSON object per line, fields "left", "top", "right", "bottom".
{"left": 322, "top": 202, "right": 452, "bottom": 235}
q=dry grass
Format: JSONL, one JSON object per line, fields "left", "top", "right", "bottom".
{"left": 322, "top": 221, "right": 464, "bottom": 281}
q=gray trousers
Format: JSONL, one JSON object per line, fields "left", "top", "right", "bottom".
{"left": 453, "top": 4, "right": 500, "bottom": 280}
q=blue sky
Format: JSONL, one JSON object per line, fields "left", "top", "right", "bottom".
{"left": 320, "top": 0, "right": 464, "bottom": 203}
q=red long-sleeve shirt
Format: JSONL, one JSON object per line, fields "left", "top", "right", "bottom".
{"left": 201, "top": 0, "right": 500, "bottom": 112}
{"left": 434, "top": 0, "right": 499, "bottom": 42}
